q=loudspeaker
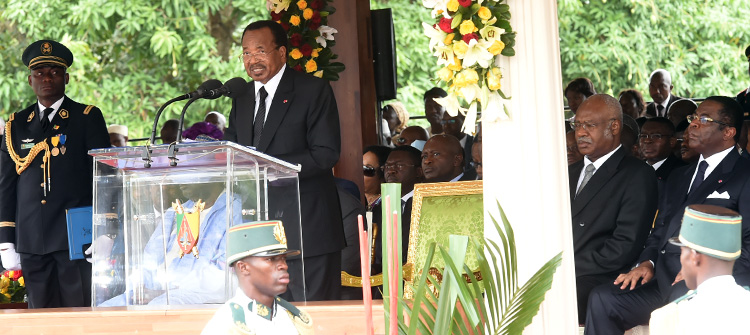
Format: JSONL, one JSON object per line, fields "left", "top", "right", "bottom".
{"left": 371, "top": 9, "right": 397, "bottom": 101}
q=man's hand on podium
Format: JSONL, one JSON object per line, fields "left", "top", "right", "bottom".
{"left": 0, "top": 243, "right": 22, "bottom": 271}
{"left": 84, "top": 235, "right": 115, "bottom": 264}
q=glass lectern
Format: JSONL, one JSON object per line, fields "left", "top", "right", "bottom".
{"left": 88, "top": 141, "right": 302, "bottom": 307}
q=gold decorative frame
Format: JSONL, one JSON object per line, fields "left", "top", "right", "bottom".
{"left": 404, "top": 180, "right": 484, "bottom": 298}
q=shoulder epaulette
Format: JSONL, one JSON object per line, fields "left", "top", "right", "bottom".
{"left": 83, "top": 105, "right": 95, "bottom": 115}
{"left": 672, "top": 290, "right": 696, "bottom": 304}
{"left": 8, "top": 113, "right": 15, "bottom": 122}
{"left": 277, "top": 296, "right": 313, "bottom": 335}
{"left": 229, "top": 302, "right": 254, "bottom": 334}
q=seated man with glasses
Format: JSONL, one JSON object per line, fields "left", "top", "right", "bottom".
{"left": 639, "top": 117, "right": 686, "bottom": 200}
{"left": 568, "top": 94, "right": 658, "bottom": 324}
{"left": 585, "top": 96, "right": 750, "bottom": 334}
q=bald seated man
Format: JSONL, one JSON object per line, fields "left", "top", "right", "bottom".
{"left": 421, "top": 134, "right": 474, "bottom": 182}
{"left": 646, "top": 69, "right": 682, "bottom": 118}
{"left": 393, "top": 125, "right": 429, "bottom": 147}
{"left": 568, "top": 94, "right": 658, "bottom": 323}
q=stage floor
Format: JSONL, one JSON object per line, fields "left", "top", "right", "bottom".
{"left": 0, "top": 300, "right": 385, "bottom": 334}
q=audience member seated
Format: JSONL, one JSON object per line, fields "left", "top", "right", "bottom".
{"left": 471, "top": 141, "right": 482, "bottom": 180}
{"left": 618, "top": 89, "right": 646, "bottom": 119}
{"left": 639, "top": 117, "right": 685, "bottom": 198}
{"left": 392, "top": 125, "right": 429, "bottom": 148}
{"left": 621, "top": 114, "right": 641, "bottom": 157}
{"left": 568, "top": 94, "right": 657, "bottom": 324}
{"left": 585, "top": 96, "right": 750, "bottom": 334}
{"left": 649, "top": 205, "right": 750, "bottom": 334}
{"left": 735, "top": 45, "right": 750, "bottom": 118}
{"left": 646, "top": 69, "right": 682, "bottom": 118}
{"left": 666, "top": 98, "right": 697, "bottom": 127}
{"left": 335, "top": 178, "right": 367, "bottom": 300}
{"left": 382, "top": 101, "right": 409, "bottom": 139}
{"left": 107, "top": 124, "right": 128, "bottom": 147}
{"left": 424, "top": 87, "right": 448, "bottom": 136}
{"left": 565, "top": 77, "right": 597, "bottom": 116}
{"left": 677, "top": 122, "right": 700, "bottom": 164}
{"left": 99, "top": 183, "right": 242, "bottom": 306}
{"left": 363, "top": 145, "right": 392, "bottom": 211}
{"left": 441, "top": 112, "right": 476, "bottom": 176}
{"left": 421, "top": 134, "right": 474, "bottom": 182}
{"left": 566, "top": 130, "right": 583, "bottom": 165}
{"left": 204, "top": 111, "right": 226, "bottom": 134}
{"left": 183, "top": 121, "right": 224, "bottom": 141}
{"left": 160, "top": 119, "right": 181, "bottom": 144}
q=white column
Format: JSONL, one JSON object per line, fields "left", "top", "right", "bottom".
{"left": 482, "top": 0, "right": 579, "bottom": 333}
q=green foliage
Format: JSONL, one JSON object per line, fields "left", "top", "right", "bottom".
{"left": 390, "top": 201, "right": 562, "bottom": 334}
{"left": 0, "top": 0, "right": 269, "bottom": 140}
{"left": 558, "top": 0, "right": 750, "bottom": 101}
{"left": 372, "top": 0, "right": 440, "bottom": 127}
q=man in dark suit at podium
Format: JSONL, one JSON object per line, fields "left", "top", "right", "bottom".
{"left": 0, "top": 40, "right": 110, "bottom": 308}
{"left": 585, "top": 96, "right": 750, "bottom": 334}
{"left": 224, "top": 20, "right": 344, "bottom": 301}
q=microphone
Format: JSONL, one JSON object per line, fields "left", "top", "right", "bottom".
{"left": 148, "top": 79, "right": 223, "bottom": 145}
{"left": 203, "top": 77, "right": 248, "bottom": 99}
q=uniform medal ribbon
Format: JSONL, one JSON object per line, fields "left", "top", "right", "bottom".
{"left": 59, "top": 134, "right": 67, "bottom": 155}
{"left": 50, "top": 135, "right": 60, "bottom": 156}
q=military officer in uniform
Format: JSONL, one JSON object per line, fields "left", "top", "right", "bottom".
{"left": 736, "top": 45, "right": 750, "bottom": 119}
{"left": 649, "top": 204, "right": 750, "bottom": 334}
{"left": 0, "top": 40, "right": 110, "bottom": 308}
{"left": 202, "top": 221, "right": 313, "bottom": 335}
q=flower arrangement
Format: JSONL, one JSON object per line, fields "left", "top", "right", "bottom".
{"left": 423, "top": 0, "right": 516, "bottom": 133}
{"left": 267, "top": 0, "right": 345, "bottom": 81}
{"left": 0, "top": 270, "right": 26, "bottom": 303}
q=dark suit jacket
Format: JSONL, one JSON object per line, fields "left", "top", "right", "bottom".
{"left": 654, "top": 155, "right": 686, "bottom": 200}
{"left": 637, "top": 149, "right": 750, "bottom": 300}
{"left": 645, "top": 95, "right": 682, "bottom": 118}
{"left": 736, "top": 88, "right": 750, "bottom": 119}
{"left": 461, "top": 134, "right": 475, "bottom": 176}
{"left": 224, "top": 67, "right": 345, "bottom": 257}
{"left": 0, "top": 96, "right": 110, "bottom": 254}
{"left": 569, "top": 147, "right": 658, "bottom": 278}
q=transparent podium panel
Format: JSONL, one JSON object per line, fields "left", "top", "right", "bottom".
{"left": 89, "top": 141, "right": 303, "bottom": 307}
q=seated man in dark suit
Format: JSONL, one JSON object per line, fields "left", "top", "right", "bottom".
{"left": 585, "top": 96, "right": 750, "bottom": 334}
{"left": 645, "top": 69, "right": 682, "bottom": 118}
{"left": 421, "top": 134, "right": 474, "bottom": 183}
{"left": 568, "top": 94, "right": 658, "bottom": 324}
{"left": 639, "top": 117, "right": 686, "bottom": 199}
{"left": 441, "top": 112, "right": 475, "bottom": 176}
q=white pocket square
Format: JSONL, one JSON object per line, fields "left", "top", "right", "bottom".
{"left": 707, "top": 191, "right": 730, "bottom": 199}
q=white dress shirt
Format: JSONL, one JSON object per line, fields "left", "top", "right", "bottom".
{"left": 253, "top": 64, "right": 287, "bottom": 124}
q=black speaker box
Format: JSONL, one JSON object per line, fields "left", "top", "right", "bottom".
{"left": 371, "top": 9, "right": 397, "bottom": 101}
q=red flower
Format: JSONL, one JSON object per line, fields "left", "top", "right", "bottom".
{"left": 462, "top": 33, "right": 479, "bottom": 44}
{"left": 308, "top": 12, "right": 322, "bottom": 30}
{"left": 300, "top": 44, "right": 313, "bottom": 57}
{"left": 290, "top": 33, "right": 303, "bottom": 47}
{"left": 280, "top": 22, "right": 291, "bottom": 31}
{"left": 438, "top": 17, "right": 453, "bottom": 33}
{"left": 270, "top": 11, "right": 283, "bottom": 21}
{"left": 458, "top": 0, "right": 472, "bottom": 7}
{"left": 310, "top": 0, "right": 323, "bottom": 10}
{"left": 293, "top": 64, "right": 304, "bottom": 72}
{"left": 12, "top": 270, "right": 21, "bottom": 281}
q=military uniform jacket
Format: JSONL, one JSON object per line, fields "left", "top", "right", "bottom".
{"left": 201, "top": 289, "right": 313, "bottom": 335}
{"left": 736, "top": 87, "right": 750, "bottom": 119}
{"left": 0, "top": 96, "right": 110, "bottom": 255}
{"left": 649, "top": 275, "right": 750, "bottom": 335}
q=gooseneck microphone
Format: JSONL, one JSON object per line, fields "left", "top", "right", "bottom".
{"left": 175, "top": 77, "right": 247, "bottom": 143}
{"left": 148, "top": 79, "right": 223, "bottom": 145}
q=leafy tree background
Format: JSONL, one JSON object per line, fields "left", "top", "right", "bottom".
{"left": 558, "top": 0, "right": 750, "bottom": 107}
{"left": 0, "top": 0, "right": 268, "bottom": 140}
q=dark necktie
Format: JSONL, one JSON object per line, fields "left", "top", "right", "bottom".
{"left": 253, "top": 87, "right": 268, "bottom": 146}
{"left": 41, "top": 107, "right": 53, "bottom": 131}
{"left": 688, "top": 160, "right": 708, "bottom": 195}
{"left": 657, "top": 104, "right": 665, "bottom": 117}
{"left": 576, "top": 164, "right": 596, "bottom": 196}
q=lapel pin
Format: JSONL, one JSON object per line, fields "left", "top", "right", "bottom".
{"left": 53, "top": 125, "right": 60, "bottom": 130}
{"left": 718, "top": 179, "right": 723, "bottom": 183}
{"left": 283, "top": 99, "right": 288, "bottom": 103}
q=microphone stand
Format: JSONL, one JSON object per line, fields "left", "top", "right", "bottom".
{"left": 169, "top": 96, "right": 201, "bottom": 167}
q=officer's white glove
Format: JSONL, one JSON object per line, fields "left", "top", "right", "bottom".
{"left": 0, "top": 243, "right": 22, "bottom": 271}
{"left": 84, "top": 235, "right": 115, "bottom": 264}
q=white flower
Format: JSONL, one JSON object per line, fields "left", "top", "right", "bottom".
{"left": 460, "top": 39, "right": 494, "bottom": 68}
{"left": 315, "top": 25, "right": 338, "bottom": 48}
{"left": 483, "top": 90, "right": 509, "bottom": 122}
{"left": 463, "top": 101, "right": 478, "bottom": 134}
{"left": 422, "top": 22, "right": 447, "bottom": 51}
{"left": 269, "top": 0, "right": 291, "bottom": 14}
{"left": 433, "top": 45, "right": 455, "bottom": 67}
{"left": 479, "top": 19, "right": 504, "bottom": 43}
{"left": 434, "top": 94, "right": 466, "bottom": 117}
{"left": 458, "top": 84, "right": 482, "bottom": 104}
{"left": 423, "top": 0, "right": 449, "bottom": 18}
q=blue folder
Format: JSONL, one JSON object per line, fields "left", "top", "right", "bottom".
{"left": 65, "top": 206, "right": 93, "bottom": 260}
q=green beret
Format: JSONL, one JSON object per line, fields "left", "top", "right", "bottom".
{"left": 227, "top": 221, "right": 300, "bottom": 265}
{"left": 22, "top": 40, "right": 74, "bottom": 70}
{"left": 669, "top": 204, "right": 741, "bottom": 260}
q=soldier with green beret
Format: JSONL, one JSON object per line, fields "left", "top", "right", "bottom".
{"left": 0, "top": 39, "right": 110, "bottom": 308}
{"left": 202, "top": 221, "right": 313, "bottom": 335}
{"left": 650, "top": 204, "right": 750, "bottom": 334}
